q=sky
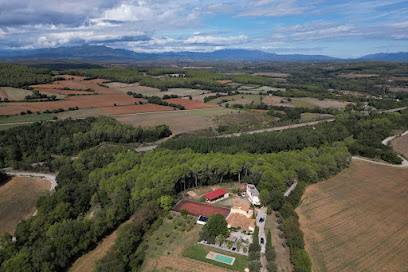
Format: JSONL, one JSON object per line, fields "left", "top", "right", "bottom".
{"left": 0, "top": 0, "right": 407, "bottom": 57}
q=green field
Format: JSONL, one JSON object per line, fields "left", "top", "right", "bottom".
{"left": 183, "top": 244, "right": 248, "bottom": 272}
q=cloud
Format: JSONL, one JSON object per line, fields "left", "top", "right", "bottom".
{"left": 239, "top": 0, "right": 308, "bottom": 17}
{"left": 184, "top": 34, "right": 248, "bottom": 45}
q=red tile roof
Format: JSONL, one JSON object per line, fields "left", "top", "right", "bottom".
{"left": 174, "top": 200, "right": 230, "bottom": 218}
{"left": 203, "top": 188, "right": 227, "bottom": 201}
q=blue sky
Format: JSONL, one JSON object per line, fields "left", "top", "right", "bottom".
{"left": 0, "top": 0, "right": 407, "bottom": 57}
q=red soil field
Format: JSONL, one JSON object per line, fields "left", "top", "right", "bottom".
{"left": 101, "top": 104, "right": 175, "bottom": 115}
{"left": 0, "top": 95, "right": 144, "bottom": 115}
{"left": 0, "top": 76, "right": 148, "bottom": 115}
{"left": 174, "top": 200, "right": 230, "bottom": 218}
{"left": 165, "top": 98, "right": 217, "bottom": 110}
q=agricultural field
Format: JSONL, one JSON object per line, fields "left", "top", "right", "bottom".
{"left": 296, "top": 160, "right": 408, "bottom": 272}
{"left": 116, "top": 108, "right": 233, "bottom": 134}
{"left": 0, "top": 176, "right": 51, "bottom": 234}
{"left": 0, "top": 87, "right": 33, "bottom": 101}
{"left": 391, "top": 132, "right": 408, "bottom": 158}
{"left": 211, "top": 94, "right": 350, "bottom": 109}
{"left": 214, "top": 110, "right": 279, "bottom": 133}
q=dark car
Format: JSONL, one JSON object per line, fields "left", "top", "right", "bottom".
{"left": 259, "top": 217, "right": 264, "bottom": 223}
{"left": 260, "top": 237, "right": 265, "bottom": 244}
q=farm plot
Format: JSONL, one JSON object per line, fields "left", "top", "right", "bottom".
{"left": 107, "top": 82, "right": 162, "bottom": 96}
{"left": 102, "top": 104, "right": 174, "bottom": 115}
{"left": 0, "top": 75, "right": 149, "bottom": 115}
{"left": 0, "top": 87, "right": 33, "bottom": 101}
{"left": 0, "top": 176, "right": 51, "bottom": 234}
{"left": 116, "top": 108, "right": 232, "bottom": 134}
{"left": 291, "top": 97, "right": 351, "bottom": 109}
{"left": 296, "top": 160, "right": 408, "bottom": 272}
{"left": 391, "top": 132, "right": 408, "bottom": 158}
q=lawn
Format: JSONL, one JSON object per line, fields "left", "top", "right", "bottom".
{"left": 183, "top": 244, "right": 248, "bottom": 272}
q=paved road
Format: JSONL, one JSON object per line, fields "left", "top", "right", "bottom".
{"left": 3, "top": 169, "right": 57, "bottom": 191}
{"left": 217, "top": 118, "right": 335, "bottom": 138}
{"left": 256, "top": 207, "right": 267, "bottom": 253}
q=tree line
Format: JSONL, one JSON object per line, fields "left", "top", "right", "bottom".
{"left": 0, "top": 117, "right": 171, "bottom": 170}
{"left": 162, "top": 110, "right": 408, "bottom": 164}
{"left": 0, "top": 64, "right": 52, "bottom": 88}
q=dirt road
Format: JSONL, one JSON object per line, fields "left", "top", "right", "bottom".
{"left": 3, "top": 170, "right": 57, "bottom": 191}
{"left": 217, "top": 119, "right": 335, "bottom": 138}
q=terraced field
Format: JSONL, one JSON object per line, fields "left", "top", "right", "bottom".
{"left": 297, "top": 160, "right": 408, "bottom": 272}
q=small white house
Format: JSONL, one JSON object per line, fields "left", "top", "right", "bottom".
{"left": 246, "top": 184, "right": 261, "bottom": 206}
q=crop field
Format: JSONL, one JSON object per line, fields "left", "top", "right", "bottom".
{"left": 296, "top": 160, "right": 408, "bottom": 272}
{"left": 106, "top": 82, "right": 162, "bottom": 96}
{"left": 0, "top": 87, "right": 33, "bottom": 101}
{"left": 116, "top": 108, "right": 233, "bottom": 134}
{"left": 102, "top": 104, "right": 174, "bottom": 115}
{"left": 0, "top": 176, "right": 51, "bottom": 234}
{"left": 291, "top": 97, "right": 351, "bottom": 109}
{"left": 214, "top": 110, "right": 279, "bottom": 133}
{"left": 391, "top": 133, "right": 408, "bottom": 158}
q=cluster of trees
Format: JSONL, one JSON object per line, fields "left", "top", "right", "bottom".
{"left": 24, "top": 90, "right": 57, "bottom": 101}
{"left": 0, "top": 117, "right": 171, "bottom": 169}
{"left": 95, "top": 203, "right": 159, "bottom": 272}
{"left": 265, "top": 230, "right": 277, "bottom": 272}
{"left": 67, "top": 68, "right": 143, "bottom": 83}
{"left": 126, "top": 91, "right": 186, "bottom": 110}
{"left": 199, "top": 215, "right": 229, "bottom": 244}
{"left": 0, "top": 64, "right": 52, "bottom": 88}
{"left": 278, "top": 182, "right": 312, "bottom": 272}
{"left": 248, "top": 226, "right": 261, "bottom": 271}
{"left": 162, "top": 121, "right": 349, "bottom": 154}
{"left": 162, "top": 110, "right": 408, "bottom": 164}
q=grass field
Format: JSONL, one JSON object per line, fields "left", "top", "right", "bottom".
{"left": 296, "top": 160, "right": 408, "bottom": 272}
{"left": 116, "top": 108, "right": 233, "bottom": 134}
{"left": 0, "top": 87, "right": 33, "bottom": 101}
{"left": 0, "top": 176, "right": 51, "bottom": 234}
{"left": 183, "top": 244, "right": 248, "bottom": 272}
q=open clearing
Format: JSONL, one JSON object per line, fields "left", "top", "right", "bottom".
{"left": 0, "top": 87, "right": 33, "bottom": 101}
{"left": 0, "top": 176, "right": 51, "bottom": 234}
{"left": 116, "top": 108, "right": 233, "bottom": 134}
{"left": 391, "top": 132, "right": 408, "bottom": 158}
{"left": 296, "top": 160, "right": 408, "bottom": 272}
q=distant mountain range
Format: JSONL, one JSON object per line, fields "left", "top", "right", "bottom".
{"left": 0, "top": 45, "right": 407, "bottom": 62}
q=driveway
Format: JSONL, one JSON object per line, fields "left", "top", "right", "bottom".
{"left": 256, "top": 206, "right": 267, "bottom": 254}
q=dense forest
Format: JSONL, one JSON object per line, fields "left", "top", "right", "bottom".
{"left": 162, "top": 110, "right": 408, "bottom": 164}
{"left": 0, "top": 64, "right": 52, "bottom": 87}
{"left": 0, "top": 141, "right": 350, "bottom": 271}
{"left": 0, "top": 117, "right": 171, "bottom": 169}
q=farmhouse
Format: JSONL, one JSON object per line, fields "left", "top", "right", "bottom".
{"left": 246, "top": 184, "right": 261, "bottom": 206}
{"left": 226, "top": 197, "right": 255, "bottom": 232}
{"left": 203, "top": 188, "right": 229, "bottom": 203}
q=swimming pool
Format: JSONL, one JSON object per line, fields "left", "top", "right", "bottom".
{"left": 206, "top": 251, "right": 235, "bottom": 265}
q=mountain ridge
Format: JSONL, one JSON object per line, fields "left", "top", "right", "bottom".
{"left": 0, "top": 45, "right": 406, "bottom": 62}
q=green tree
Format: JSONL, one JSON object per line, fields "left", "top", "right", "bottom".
{"left": 159, "top": 195, "right": 173, "bottom": 211}
{"left": 199, "top": 215, "right": 228, "bottom": 244}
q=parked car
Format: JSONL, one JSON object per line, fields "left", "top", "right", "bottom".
{"left": 260, "top": 237, "right": 265, "bottom": 244}
{"left": 259, "top": 217, "right": 264, "bottom": 223}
